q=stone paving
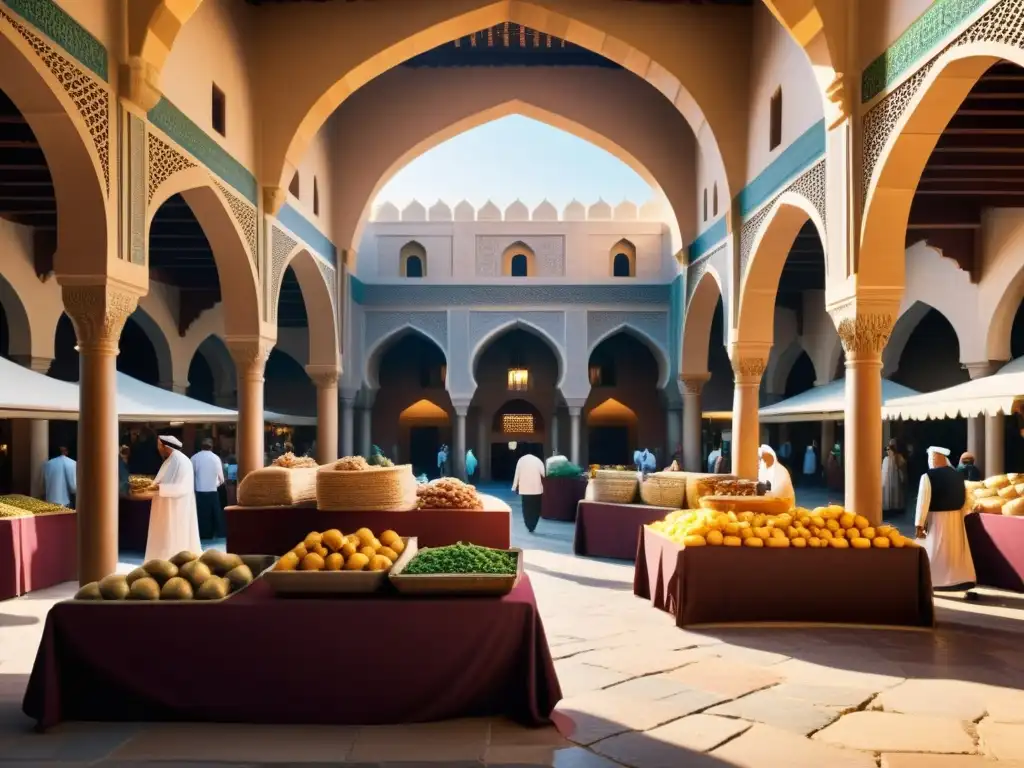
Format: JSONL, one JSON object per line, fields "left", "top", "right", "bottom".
{"left": 3, "top": 484, "right": 1024, "bottom": 766}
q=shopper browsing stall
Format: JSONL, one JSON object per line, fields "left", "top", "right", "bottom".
{"left": 915, "top": 445, "right": 977, "bottom": 596}
{"left": 513, "top": 452, "right": 546, "bottom": 533}
{"left": 758, "top": 444, "right": 795, "bottom": 509}
{"left": 191, "top": 438, "right": 225, "bottom": 539}
{"left": 144, "top": 436, "right": 201, "bottom": 561}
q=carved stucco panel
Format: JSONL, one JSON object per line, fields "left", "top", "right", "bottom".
{"left": 269, "top": 226, "right": 298, "bottom": 324}
{"left": 212, "top": 178, "right": 257, "bottom": 268}
{"left": 364, "top": 311, "right": 448, "bottom": 358}
{"left": 475, "top": 236, "right": 565, "bottom": 277}
{"left": 586, "top": 311, "right": 668, "bottom": 355}
{"left": 468, "top": 311, "right": 566, "bottom": 356}
{"left": 147, "top": 132, "right": 195, "bottom": 203}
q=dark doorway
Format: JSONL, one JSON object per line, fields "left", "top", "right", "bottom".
{"left": 490, "top": 441, "right": 543, "bottom": 482}
{"left": 409, "top": 426, "right": 440, "bottom": 478}
{"left": 588, "top": 426, "right": 630, "bottom": 466}
{"left": 510, "top": 253, "right": 528, "bottom": 277}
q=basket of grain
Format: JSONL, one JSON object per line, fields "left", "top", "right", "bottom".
{"left": 237, "top": 456, "right": 320, "bottom": 507}
{"left": 588, "top": 470, "right": 638, "bottom": 504}
{"left": 316, "top": 456, "right": 418, "bottom": 511}
{"left": 639, "top": 472, "right": 688, "bottom": 508}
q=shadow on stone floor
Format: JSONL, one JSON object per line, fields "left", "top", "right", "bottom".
{"left": 0, "top": 612, "right": 39, "bottom": 627}
{"left": 526, "top": 562, "right": 634, "bottom": 592}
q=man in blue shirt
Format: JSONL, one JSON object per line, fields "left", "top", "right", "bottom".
{"left": 42, "top": 446, "right": 76, "bottom": 508}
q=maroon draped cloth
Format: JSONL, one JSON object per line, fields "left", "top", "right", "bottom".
{"left": 118, "top": 496, "right": 151, "bottom": 552}
{"left": 226, "top": 504, "right": 511, "bottom": 555}
{"left": 23, "top": 574, "right": 561, "bottom": 730}
{"left": 966, "top": 512, "right": 1024, "bottom": 592}
{"left": 635, "top": 527, "right": 934, "bottom": 627}
{"left": 0, "top": 513, "right": 77, "bottom": 600}
{"left": 573, "top": 501, "right": 673, "bottom": 561}
{"left": 540, "top": 477, "right": 587, "bottom": 522}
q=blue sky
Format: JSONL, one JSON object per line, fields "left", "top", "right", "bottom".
{"left": 374, "top": 115, "right": 653, "bottom": 211}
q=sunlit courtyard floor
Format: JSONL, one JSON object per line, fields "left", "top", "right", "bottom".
{"left": 4, "top": 484, "right": 1024, "bottom": 767}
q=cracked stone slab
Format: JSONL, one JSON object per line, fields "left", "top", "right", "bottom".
{"left": 768, "top": 682, "right": 876, "bottom": 710}
{"left": 772, "top": 658, "right": 905, "bottom": 692}
{"left": 664, "top": 658, "right": 783, "bottom": 699}
{"left": 979, "top": 719, "right": 1024, "bottom": 761}
{"left": 592, "top": 715, "right": 751, "bottom": 768}
{"left": 813, "top": 711, "right": 975, "bottom": 754}
{"left": 554, "top": 660, "right": 634, "bottom": 697}
{"left": 711, "top": 723, "right": 877, "bottom": 768}
{"left": 871, "top": 679, "right": 990, "bottom": 721}
{"left": 575, "top": 646, "right": 719, "bottom": 677}
{"left": 882, "top": 754, "right": 1024, "bottom": 768}
{"left": 706, "top": 687, "right": 841, "bottom": 735}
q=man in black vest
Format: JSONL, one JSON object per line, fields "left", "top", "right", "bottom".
{"left": 915, "top": 446, "right": 977, "bottom": 598}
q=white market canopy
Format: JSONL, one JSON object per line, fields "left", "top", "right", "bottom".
{"left": 0, "top": 356, "right": 316, "bottom": 426}
{"left": 759, "top": 377, "right": 920, "bottom": 423}
{"left": 884, "top": 357, "right": 1024, "bottom": 421}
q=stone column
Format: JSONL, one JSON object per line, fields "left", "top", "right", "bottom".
{"left": 680, "top": 374, "right": 708, "bottom": 472}
{"left": 965, "top": 362, "right": 1000, "bottom": 475}
{"left": 569, "top": 406, "right": 582, "bottom": 466}
{"left": 833, "top": 310, "right": 895, "bottom": 527}
{"left": 453, "top": 403, "right": 469, "bottom": 480}
{"left": 63, "top": 285, "right": 138, "bottom": 585}
{"left": 550, "top": 409, "right": 559, "bottom": 456}
{"left": 307, "top": 365, "right": 340, "bottom": 465}
{"left": 227, "top": 338, "right": 273, "bottom": 482}
{"left": 729, "top": 355, "right": 766, "bottom": 481}
{"left": 477, "top": 414, "right": 489, "bottom": 481}
{"left": 340, "top": 395, "right": 355, "bottom": 457}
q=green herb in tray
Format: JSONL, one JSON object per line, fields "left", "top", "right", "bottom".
{"left": 403, "top": 542, "right": 517, "bottom": 575}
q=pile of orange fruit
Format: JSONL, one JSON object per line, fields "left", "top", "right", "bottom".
{"left": 273, "top": 527, "right": 405, "bottom": 571}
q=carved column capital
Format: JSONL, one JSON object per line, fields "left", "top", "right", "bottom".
{"left": 731, "top": 357, "right": 767, "bottom": 386}
{"left": 226, "top": 337, "right": 275, "bottom": 382}
{"left": 831, "top": 312, "right": 895, "bottom": 357}
{"left": 305, "top": 365, "right": 340, "bottom": 389}
{"left": 679, "top": 372, "right": 711, "bottom": 396}
{"left": 119, "top": 57, "right": 163, "bottom": 112}
{"left": 62, "top": 285, "right": 139, "bottom": 355}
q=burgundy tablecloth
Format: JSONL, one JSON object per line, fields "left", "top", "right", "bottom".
{"left": 118, "top": 496, "right": 151, "bottom": 552}
{"left": 0, "top": 513, "right": 77, "bottom": 601}
{"left": 573, "top": 501, "right": 673, "bottom": 561}
{"left": 966, "top": 512, "right": 1024, "bottom": 592}
{"left": 541, "top": 477, "right": 587, "bottom": 522}
{"left": 23, "top": 573, "right": 561, "bottom": 729}
{"left": 634, "top": 526, "right": 935, "bottom": 627}
{"left": 226, "top": 504, "right": 511, "bottom": 556}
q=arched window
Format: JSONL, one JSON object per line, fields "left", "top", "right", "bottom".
{"left": 313, "top": 177, "right": 320, "bottom": 216}
{"left": 613, "top": 253, "right": 631, "bottom": 277}
{"left": 289, "top": 171, "right": 300, "bottom": 198}
{"left": 702, "top": 188, "right": 708, "bottom": 222}
{"left": 712, "top": 183, "right": 718, "bottom": 217}
{"left": 510, "top": 253, "right": 528, "bottom": 277}
{"left": 400, "top": 241, "right": 427, "bottom": 277}
{"left": 770, "top": 87, "right": 783, "bottom": 151}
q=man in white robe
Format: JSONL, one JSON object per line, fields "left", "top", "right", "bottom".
{"left": 915, "top": 445, "right": 977, "bottom": 597}
{"left": 145, "top": 436, "right": 202, "bottom": 562}
{"left": 758, "top": 444, "right": 796, "bottom": 510}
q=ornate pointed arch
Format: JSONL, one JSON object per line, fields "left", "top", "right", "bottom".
{"left": 682, "top": 262, "right": 724, "bottom": 378}
{"left": 587, "top": 323, "right": 670, "bottom": 390}
{"left": 269, "top": 242, "right": 339, "bottom": 369}
{"left": 364, "top": 324, "right": 447, "bottom": 390}
{"left": 470, "top": 318, "right": 565, "bottom": 390}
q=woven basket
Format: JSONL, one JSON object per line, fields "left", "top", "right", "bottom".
{"left": 237, "top": 466, "right": 318, "bottom": 507}
{"left": 640, "top": 472, "right": 687, "bottom": 508}
{"left": 316, "top": 464, "right": 417, "bottom": 511}
{"left": 588, "top": 472, "right": 638, "bottom": 504}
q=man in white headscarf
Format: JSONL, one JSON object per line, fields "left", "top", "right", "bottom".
{"left": 758, "top": 444, "right": 795, "bottom": 510}
{"left": 915, "top": 445, "right": 977, "bottom": 596}
{"left": 144, "top": 436, "right": 201, "bottom": 561}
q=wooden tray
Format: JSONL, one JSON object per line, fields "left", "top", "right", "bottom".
{"left": 73, "top": 554, "right": 278, "bottom": 603}
{"left": 262, "top": 537, "right": 418, "bottom": 596}
{"left": 388, "top": 546, "right": 523, "bottom": 597}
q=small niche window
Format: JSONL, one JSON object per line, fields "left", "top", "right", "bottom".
{"left": 289, "top": 172, "right": 300, "bottom": 198}
{"left": 211, "top": 84, "right": 226, "bottom": 137}
{"left": 609, "top": 238, "right": 636, "bottom": 278}
{"left": 400, "top": 241, "right": 427, "bottom": 277}
{"left": 510, "top": 253, "right": 528, "bottom": 277}
{"left": 702, "top": 188, "right": 708, "bottom": 222}
{"left": 502, "top": 414, "right": 534, "bottom": 434}
{"left": 405, "top": 255, "right": 423, "bottom": 278}
{"left": 769, "top": 87, "right": 783, "bottom": 151}
{"left": 313, "top": 177, "right": 320, "bottom": 216}
{"left": 712, "top": 183, "right": 718, "bottom": 217}
{"left": 613, "top": 253, "right": 631, "bottom": 277}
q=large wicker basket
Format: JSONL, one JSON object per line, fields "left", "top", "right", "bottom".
{"left": 588, "top": 470, "right": 639, "bottom": 504}
{"left": 640, "top": 472, "right": 687, "bottom": 508}
{"left": 237, "top": 466, "right": 319, "bottom": 507}
{"left": 316, "top": 464, "right": 418, "bottom": 511}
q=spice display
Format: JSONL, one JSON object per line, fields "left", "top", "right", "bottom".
{"left": 649, "top": 505, "right": 916, "bottom": 550}
{"left": 331, "top": 455, "right": 371, "bottom": 471}
{"left": 272, "top": 452, "right": 318, "bottom": 469}
{"left": 403, "top": 542, "right": 517, "bottom": 575}
{"left": 273, "top": 527, "right": 404, "bottom": 572}
{"left": 416, "top": 477, "right": 483, "bottom": 510}
{"left": 74, "top": 549, "right": 266, "bottom": 601}
{"left": 0, "top": 495, "right": 70, "bottom": 516}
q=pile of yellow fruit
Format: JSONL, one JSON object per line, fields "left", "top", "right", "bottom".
{"left": 649, "top": 504, "right": 916, "bottom": 550}
{"left": 274, "top": 527, "right": 405, "bottom": 572}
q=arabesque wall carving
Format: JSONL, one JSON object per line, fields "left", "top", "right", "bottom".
{"left": 0, "top": 7, "right": 110, "bottom": 194}
{"left": 147, "top": 132, "right": 195, "bottom": 204}
{"left": 212, "top": 178, "right": 258, "bottom": 267}
{"left": 862, "top": 0, "right": 1024, "bottom": 202}
{"left": 269, "top": 226, "right": 298, "bottom": 324}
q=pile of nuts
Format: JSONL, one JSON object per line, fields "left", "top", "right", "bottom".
{"left": 416, "top": 478, "right": 483, "bottom": 510}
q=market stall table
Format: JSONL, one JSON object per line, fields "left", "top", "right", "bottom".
{"left": 541, "top": 476, "right": 587, "bottom": 522}
{"left": 0, "top": 512, "right": 77, "bottom": 600}
{"left": 118, "top": 496, "right": 151, "bottom": 552}
{"left": 226, "top": 503, "right": 511, "bottom": 555}
{"left": 634, "top": 526, "right": 934, "bottom": 627}
{"left": 573, "top": 501, "right": 674, "bottom": 561}
{"left": 23, "top": 574, "right": 561, "bottom": 729}
{"left": 966, "top": 512, "right": 1024, "bottom": 592}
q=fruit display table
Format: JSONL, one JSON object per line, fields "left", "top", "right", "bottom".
{"left": 225, "top": 503, "right": 511, "bottom": 555}
{"left": 0, "top": 513, "right": 77, "bottom": 600}
{"left": 541, "top": 476, "right": 588, "bottom": 522}
{"left": 573, "top": 501, "right": 674, "bottom": 561}
{"left": 634, "top": 526, "right": 935, "bottom": 628}
{"left": 22, "top": 573, "right": 561, "bottom": 729}
{"left": 118, "top": 496, "right": 151, "bottom": 552}
{"left": 966, "top": 512, "right": 1024, "bottom": 591}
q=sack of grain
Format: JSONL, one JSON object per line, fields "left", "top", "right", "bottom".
{"left": 316, "top": 464, "right": 418, "bottom": 511}
{"left": 974, "top": 487, "right": 998, "bottom": 499}
{"left": 985, "top": 474, "right": 1011, "bottom": 490}
{"left": 1003, "top": 497, "right": 1024, "bottom": 517}
{"left": 974, "top": 496, "right": 1006, "bottom": 514}
{"left": 999, "top": 484, "right": 1020, "bottom": 501}
{"left": 237, "top": 466, "right": 318, "bottom": 507}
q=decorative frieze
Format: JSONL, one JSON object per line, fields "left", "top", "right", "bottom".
{"left": 127, "top": 113, "right": 145, "bottom": 264}
{"left": 146, "top": 132, "right": 195, "bottom": 204}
